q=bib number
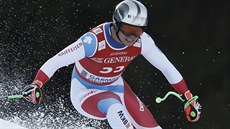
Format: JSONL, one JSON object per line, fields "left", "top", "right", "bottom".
{"left": 100, "top": 66, "right": 124, "bottom": 74}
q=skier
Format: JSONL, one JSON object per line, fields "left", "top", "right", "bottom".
{"left": 22, "top": 0, "right": 201, "bottom": 128}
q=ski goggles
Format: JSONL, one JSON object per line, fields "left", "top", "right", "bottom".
{"left": 120, "top": 24, "right": 144, "bottom": 37}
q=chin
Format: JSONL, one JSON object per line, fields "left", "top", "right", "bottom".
{"left": 123, "top": 40, "right": 135, "bottom": 46}
{"left": 124, "top": 43, "right": 134, "bottom": 46}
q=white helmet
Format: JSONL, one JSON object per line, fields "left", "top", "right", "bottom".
{"left": 113, "top": 0, "right": 148, "bottom": 30}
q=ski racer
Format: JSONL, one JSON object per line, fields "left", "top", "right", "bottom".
{"left": 22, "top": 0, "right": 202, "bottom": 128}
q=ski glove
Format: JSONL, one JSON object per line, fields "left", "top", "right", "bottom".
{"left": 183, "top": 90, "right": 202, "bottom": 122}
{"left": 22, "top": 83, "right": 42, "bottom": 104}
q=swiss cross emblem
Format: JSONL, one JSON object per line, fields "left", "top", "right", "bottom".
{"left": 83, "top": 36, "right": 92, "bottom": 44}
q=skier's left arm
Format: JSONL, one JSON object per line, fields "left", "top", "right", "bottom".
{"left": 141, "top": 33, "right": 201, "bottom": 122}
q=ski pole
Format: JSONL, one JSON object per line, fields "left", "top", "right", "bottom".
{"left": 155, "top": 91, "right": 185, "bottom": 103}
{"left": 155, "top": 91, "right": 199, "bottom": 104}
{"left": 0, "top": 94, "right": 24, "bottom": 100}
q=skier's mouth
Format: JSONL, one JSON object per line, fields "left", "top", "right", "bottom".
{"left": 126, "top": 38, "right": 135, "bottom": 42}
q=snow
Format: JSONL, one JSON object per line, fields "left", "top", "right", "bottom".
{"left": 0, "top": 119, "right": 27, "bottom": 129}
{"left": 0, "top": 119, "right": 97, "bottom": 129}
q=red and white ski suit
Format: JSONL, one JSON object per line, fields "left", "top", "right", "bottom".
{"left": 34, "top": 22, "right": 188, "bottom": 129}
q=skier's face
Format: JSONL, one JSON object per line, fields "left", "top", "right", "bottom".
{"left": 119, "top": 24, "right": 144, "bottom": 46}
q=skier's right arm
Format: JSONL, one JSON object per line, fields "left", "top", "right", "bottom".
{"left": 34, "top": 32, "right": 97, "bottom": 86}
{"left": 23, "top": 32, "right": 97, "bottom": 104}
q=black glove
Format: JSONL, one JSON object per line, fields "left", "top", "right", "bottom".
{"left": 22, "top": 84, "right": 42, "bottom": 104}
{"left": 183, "top": 90, "right": 202, "bottom": 122}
